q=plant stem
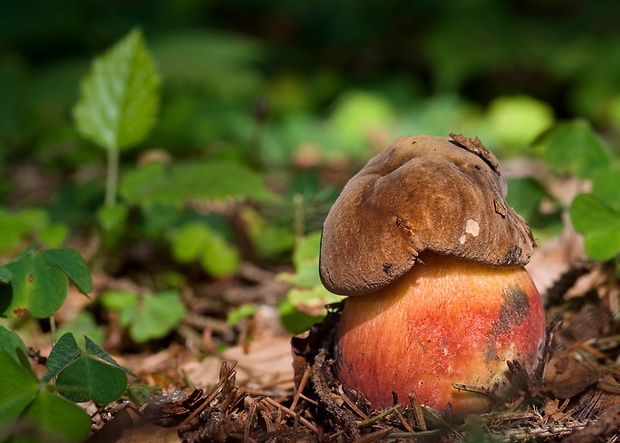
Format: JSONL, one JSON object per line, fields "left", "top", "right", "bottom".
{"left": 50, "top": 315, "right": 57, "bottom": 345}
{"left": 105, "top": 147, "right": 119, "bottom": 207}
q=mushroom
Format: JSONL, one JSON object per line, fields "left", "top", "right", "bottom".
{"left": 319, "top": 134, "right": 546, "bottom": 413}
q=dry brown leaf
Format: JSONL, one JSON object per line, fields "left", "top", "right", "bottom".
{"left": 182, "top": 336, "right": 294, "bottom": 389}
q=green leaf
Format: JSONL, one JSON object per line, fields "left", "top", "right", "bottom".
{"left": 100, "top": 291, "right": 139, "bottom": 327}
{"left": 56, "top": 354, "right": 127, "bottom": 403}
{"left": 0, "top": 351, "right": 38, "bottom": 423}
{"left": 119, "top": 160, "right": 276, "bottom": 207}
{"left": 102, "top": 291, "right": 185, "bottom": 343}
{"left": 36, "top": 223, "right": 69, "bottom": 247}
{"left": 0, "top": 265, "right": 13, "bottom": 283}
{"left": 129, "top": 291, "right": 186, "bottom": 343}
{"left": 0, "top": 326, "right": 27, "bottom": 363}
{"left": 97, "top": 203, "right": 130, "bottom": 232}
{"left": 328, "top": 91, "right": 396, "bottom": 157}
{"left": 0, "top": 249, "right": 68, "bottom": 318}
{"left": 85, "top": 336, "right": 135, "bottom": 376}
{"left": 20, "top": 391, "right": 92, "bottom": 443}
{"left": 56, "top": 312, "right": 105, "bottom": 348}
{"left": 226, "top": 304, "right": 257, "bottom": 326}
{"left": 126, "top": 385, "right": 151, "bottom": 407}
{"left": 570, "top": 193, "right": 620, "bottom": 261}
{"left": 486, "top": 95, "right": 554, "bottom": 148}
{"left": 42, "top": 333, "right": 81, "bottom": 383}
{"left": 592, "top": 168, "right": 620, "bottom": 212}
{"left": 279, "top": 232, "right": 323, "bottom": 288}
{"left": 543, "top": 120, "right": 611, "bottom": 179}
{"left": 73, "top": 28, "right": 161, "bottom": 151}
{"left": 41, "top": 248, "right": 93, "bottom": 295}
{"left": 171, "top": 222, "right": 210, "bottom": 263}
{"left": 278, "top": 298, "right": 326, "bottom": 335}
{"left": 200, "top": 233, "right": 241, "bottom": 278}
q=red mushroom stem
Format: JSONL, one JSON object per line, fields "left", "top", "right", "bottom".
{"left": 334, "top": 252, "right": 546, "bottom": 412}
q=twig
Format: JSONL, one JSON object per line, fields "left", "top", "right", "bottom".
{"left": 263, "top": 395, "right": 319, "bottom": 434}
{"left": 290, "top": 364, "right": 311, "bottom": 411}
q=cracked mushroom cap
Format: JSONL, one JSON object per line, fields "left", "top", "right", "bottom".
{"left": 319, "top": 133, "right": 536, "bottom": 296}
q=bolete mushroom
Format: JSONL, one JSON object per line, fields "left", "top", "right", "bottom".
{"left": 319, "top": 134, "right": 546, "bottom": 413}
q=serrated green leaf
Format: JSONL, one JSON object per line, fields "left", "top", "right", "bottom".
{"left": 544, "top": 120, "right": 611, "bottom": 179}
{"left": 73, "top": 28, "right": 161, "bottom": 151}
{"left": 119, "top": 160, "right": 276, "bottom": 207}
{"left": 0, "top": 351, "right": 38, "bottom": 423}
{"left": 56, "top": 354, "right": 127, "bottom": 403}
{"left": 570, "top": 193, "right": 620, "bottom": 261}
{"left": 0, "top": 249, "right": 68, "bottom": 318}
{"left": 41, "top": 248, "right": 93, "bottom": 295}
{"left": 129, "top": 291, "right": 185, "bottom": 343}
{"left": 19, "top": 391, "right": 92, "bottom": 443}
{"left": 85, "top": 336, "right": 135, "bottom": 376}
{"left": 0, "top": 326, "right": 27, "bottom": 363}
{"left": 42, "top": 333, "right": 81, "bottom": 383}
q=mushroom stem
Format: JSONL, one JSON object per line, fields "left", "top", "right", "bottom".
{"left": 334, "top": 252, "right": 545, "bottom": 412}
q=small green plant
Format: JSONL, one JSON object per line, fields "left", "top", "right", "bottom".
{"left": 529, "top": 119, "right": 620, "bottom": 267}
{"left": 101, "top": 290, "right": 186, "bottom": 343}
{"left": 0, "top": 244, "right": 92, "bottom": 318}
{"left": 570, "top": 168, "right": 620, "bottom": 262}
{"left": 277, "top": 232, "right": 344, "bottom": 334}
{"left": 0, "top": 244, "right": 137, "bottom": 442}
{"left": 171, "top": 221, "right": 241, "bottom": 278}
{"left": 73, "top": 28, "right": 161, "bottom": 208}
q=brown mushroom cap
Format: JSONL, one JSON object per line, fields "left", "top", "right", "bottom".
{"left": 319, "top": 134, "right": 536, "bottom": 296}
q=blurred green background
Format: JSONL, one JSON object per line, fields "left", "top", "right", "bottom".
{"left": 2, "top": 0, "right": 620, "bottom": 247}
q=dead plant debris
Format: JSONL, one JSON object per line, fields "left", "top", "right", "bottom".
{"left": 89, "top": 260, "right": 620, "bottom": 443}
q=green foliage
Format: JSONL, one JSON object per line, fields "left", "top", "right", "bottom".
{"left": 506, "top": 177, "right": 563, "bottom": 238}
{"left": 0, "top": 208, "right": 68, "bottom": 254}
{"left": 570, "top": 194, "right": 620, "bottom": 261}
{"left": 120, "top": 160, "right": 276, "bottom": 208}
{"left": 541, "top": 120, "right": 611, "bottom": 179}
{"left": 73, "top": 28, "right": 161, "bottom": 152}
{"left": 570, "top": 168, "right": 620, "bottom": 262}
{"left": 172, "top": 221, "right": 241, "bottom": 278}
{"left": 57, "top": 311, "right": 105, "bottom": 347}
{"left": 44, "top": 333, "right": 133, "bottom": 403}
{"left": 101, "top": 290, "right": 186, "bottom": 343}
{"left": 486, "top": 96, "right": 554, "bottom": 149}
{"left": 0, "top": 332, "right": 92, "bottom": 443}
{"left": 0, "top": 244, "right": 92, "bottom": 318}
{"left": 278, "top": 232, "right": 344, "bottom": 334}
{"left": 226, "top": 304, "right": 258, "bottom": 326}
{"left": 328, "top": 91, "right": 396, "bottom": 157}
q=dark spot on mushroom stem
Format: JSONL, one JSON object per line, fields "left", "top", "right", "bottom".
{"left": 491, "top": 285, "right": 530, "bottom": 337}
{"left": 383, "top": 262, "right": 394, "bottom": 276}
